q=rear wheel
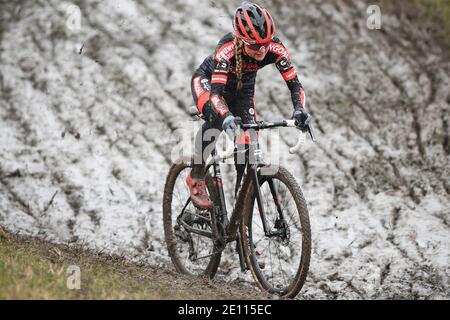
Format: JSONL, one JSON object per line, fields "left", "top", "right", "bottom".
{"left": 162, "top": 161, "right": 221, "bottom": 278}
{"left": 240, "top": 166, "right": 311, "bottom": 298}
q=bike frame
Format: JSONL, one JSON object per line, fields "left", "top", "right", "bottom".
{"left": 178, "top": 116, "right": 313, "bottom": 269}
{"left": 204, "top": 128, "right": 289, "bottom": 270}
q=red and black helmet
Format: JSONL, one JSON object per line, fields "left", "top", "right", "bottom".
{"left": 233, "top": 2, "right": 276, "bottom": 44}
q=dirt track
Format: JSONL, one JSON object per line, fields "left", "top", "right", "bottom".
{"left": 0, "top": 0, "right": 449, "bottom": 299}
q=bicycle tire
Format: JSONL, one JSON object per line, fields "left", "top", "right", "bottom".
{"left": 162, "top": 160, "right": 222, "bottom": 278}
{"left": 240, "top": 166, "right": 311, "bottom": 298}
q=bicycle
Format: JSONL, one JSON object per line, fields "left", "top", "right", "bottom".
{"left": 163, "top": 106, "right": 315, "bottom": 298}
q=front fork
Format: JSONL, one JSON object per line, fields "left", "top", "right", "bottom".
{"left": 252, "top": 167, "right": 285, "bottom": 237}
{"left": 250, "top": 135, "right": 285, "bottom": 238}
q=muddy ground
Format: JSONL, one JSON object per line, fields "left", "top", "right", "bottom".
{"left": 0, "top": 0, "right": 448, "bottom": 299}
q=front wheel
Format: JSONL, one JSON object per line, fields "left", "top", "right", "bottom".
{"left": 240, "top": 166, "right": 311, "bottom": 298}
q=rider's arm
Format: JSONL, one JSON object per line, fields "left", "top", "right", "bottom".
{"left": 209, "top": 35, "right": 235, "bottom": 119}
{"left": 285, "top": 76, "right": 306, "bottom": 111}
{"left": 271, "top": 41, "right": 306, "bottom": 111}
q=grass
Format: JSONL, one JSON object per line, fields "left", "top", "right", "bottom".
{"left": 391, "top": 0, "right": 450, "bottom": 47}
{"left": 0, "top": 229, "right": 261, "bottom": 300}
{"left": 0, "top": 236, "right": 182, "bottom": 299}
{"left": 414, "top": 0, "right": 450, "bottom": 38}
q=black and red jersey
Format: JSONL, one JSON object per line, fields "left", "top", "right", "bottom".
{"left": 193, "top": 32, "right": 306, "bottom": 118}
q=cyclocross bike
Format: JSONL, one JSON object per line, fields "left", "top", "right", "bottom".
{"left": 163, "top": 106, "right": 315, "bottom": 298}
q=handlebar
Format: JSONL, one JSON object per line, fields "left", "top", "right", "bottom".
{"left": 216, "top": 118, "right": 315, "bottom": 159}
{"left": 244, "top": 120, "right": 315, "bottom": 154}
{"left": 240, "top": 119, "right": 315, "bottom": 140}
{"left": 188, "top": 106, "right": 316, "bottom": 160}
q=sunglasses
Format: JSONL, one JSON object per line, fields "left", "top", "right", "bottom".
{"left": 242, "top": 40, "right": 270, "bottom": 51}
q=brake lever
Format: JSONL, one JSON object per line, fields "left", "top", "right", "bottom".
{"left": 307, "top": 124, "right": 316, "bottom": 143}
{"left": 294, "top": 118, "right": 316, "bottom": 143}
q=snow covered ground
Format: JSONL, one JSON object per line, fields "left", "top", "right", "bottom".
{"left": 0, "top": 0, "right": 448, "bottom": 299}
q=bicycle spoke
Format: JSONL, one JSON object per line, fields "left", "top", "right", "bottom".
{"left": 269, "top": 240, "right": 274, "bottom": 284}
{"left": 279, "top": 191, "right": 293, "bottom": 216}
{"left": 276, "top": 243, "right": 287, "bottom": 288}
{"left": 253, "top": 211, "right": 264, "bottom": 231}
{"left": 286, "top": 206, "right": 302, "bottom": 232}
{"left": 256, "top": 238, "right": 271, "bottom": 256}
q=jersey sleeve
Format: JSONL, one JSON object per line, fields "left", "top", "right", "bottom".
{"left": 269, "top": 40, "right": 306, "bottom": 111}
{"left": 208, "top": 35, "right": 236, "bottom": 119}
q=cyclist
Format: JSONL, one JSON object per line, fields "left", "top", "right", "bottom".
{"left": 187, "top": 2, "right": 312, "bottom": 209}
